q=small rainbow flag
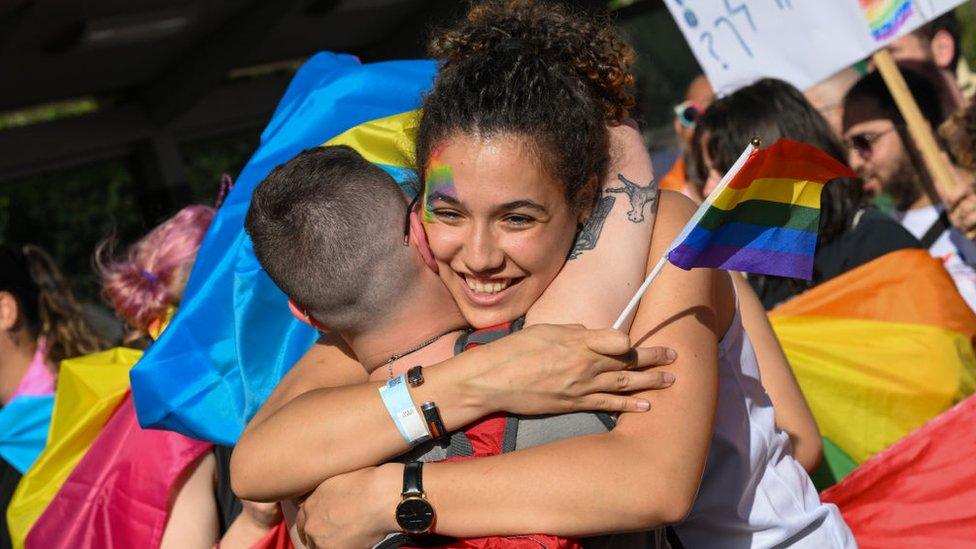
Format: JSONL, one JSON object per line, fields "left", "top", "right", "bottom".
{"left": 612, "top": 138, "right": 855, "bottom": 329}
{"left": 666, "top": 138, "right": 856, "bottom": 280}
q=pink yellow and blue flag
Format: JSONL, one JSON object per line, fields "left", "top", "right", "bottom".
{"left": 666, "top": 138, "right": 856, "bottom": 280}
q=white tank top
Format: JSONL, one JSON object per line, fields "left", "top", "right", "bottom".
{"left": 516, "top": 303, "right": 856, "bottom": 547}
{"left": 674, "top": 303, "right": 855, "bottom": 548}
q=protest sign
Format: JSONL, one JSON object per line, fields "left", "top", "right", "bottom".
{"left": 664, "top": 0, "right": 966, "bottom": 95}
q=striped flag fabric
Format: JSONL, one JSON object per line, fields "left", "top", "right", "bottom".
{"left": 667, "top": 138, "right": 856, "bottom": 280}
{"left": 6, "top": 347, "right": 141, "bottom": 549}
{"left": 770, "top": 248, "right": 976, "bottom": 482}
{"left": 820, "top": 393, "right": 976, "bottom": 547}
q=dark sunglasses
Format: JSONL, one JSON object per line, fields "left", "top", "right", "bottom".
{"left": 674, "top": 100, "right": 702, "bottom": 129}
{"left": 845, "top": 128, "right": 896, "bottom": 161}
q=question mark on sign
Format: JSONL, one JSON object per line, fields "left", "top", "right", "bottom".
{"left": 700, "top": 32, "right": 728, "bottom": 69}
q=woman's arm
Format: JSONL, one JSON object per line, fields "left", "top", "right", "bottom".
{"left": 159, "top": 452, "right": 220, "bottom": 549}
{"left": 232, "top": 331, "right": 673, "bottom": 502}
{"left": 241, "top": 333, "right": 367, "bottom": 435}
{"left": 528, "top": 122, "right": 657, "bottom": 330}
{"left": 732, "top": 274, "right": 822, "bottom": 472}
{"left": 299, "top": 191, "right": 734, "bottom": 541}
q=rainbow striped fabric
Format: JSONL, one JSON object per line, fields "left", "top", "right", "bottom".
{"left": 667, "top": 139, "right": 856, "bottom": 280}
{"left": 859, "top": 0, "right": 914, "bottom": 42}
{"left": 770, "top": 249, "right": 976, "bottom": 484}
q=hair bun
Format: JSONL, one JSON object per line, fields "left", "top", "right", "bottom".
{"left": 430, "top": 0, "right": 636, "bottom": 121}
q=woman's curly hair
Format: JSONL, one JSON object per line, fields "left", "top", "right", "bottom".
{"left": 417, "top": 0, "right": 636, "bottom": 211}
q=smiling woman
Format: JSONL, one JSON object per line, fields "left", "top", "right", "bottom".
{"left": 233, "top": 1, "right": 854, "bottom": 547}
{"left": 422, "top": 134, "right": 580, "bottom": 327}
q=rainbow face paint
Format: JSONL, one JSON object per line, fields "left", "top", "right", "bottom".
{"left": 422, "top": 147, "right": 457, "bottom": 222}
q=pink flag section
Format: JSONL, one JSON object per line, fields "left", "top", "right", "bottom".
{"left": 820, "top": 394, "right": 976, "bottom": 548}
{"left": 25, "top": 392, "right": 212, "bottom": 549}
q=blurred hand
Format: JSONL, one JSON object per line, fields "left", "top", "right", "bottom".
{"left": 946, "top": 179, "right": 976, "bottom": 240}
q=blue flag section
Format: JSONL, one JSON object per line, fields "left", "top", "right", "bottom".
{"left": 0, "top": 395, "right": 55, "bottom": 473}
{"left": 130, "top": 53, "right": 437, "bottom": 444}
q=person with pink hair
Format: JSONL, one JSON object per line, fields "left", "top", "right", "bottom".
{"left": 99, "top": 204, "right": 216, "bottom": 343}
{"left": 21, "top": 204, "right": 282, "bottom": 548}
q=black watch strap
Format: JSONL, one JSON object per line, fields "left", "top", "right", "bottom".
{"left": 403, "top": 461, "right": 424, "bottom": 496}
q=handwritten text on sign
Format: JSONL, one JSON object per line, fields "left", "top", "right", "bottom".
{"left": 665, "top": 0, "right": 965, "bottom": 95}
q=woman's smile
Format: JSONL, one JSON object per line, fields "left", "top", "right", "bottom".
{"left": 422, "top": 133, "right": 580, "bottom": 328}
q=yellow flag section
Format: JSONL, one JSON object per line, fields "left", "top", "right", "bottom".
{"left": 6, "top": 347, "right": 140, "bottom": 549}
{"left": 323, "top": 109, "right": 419, "bottom": 171}
{"left": 770, "top": 249, "right": 976, "bottom": 482}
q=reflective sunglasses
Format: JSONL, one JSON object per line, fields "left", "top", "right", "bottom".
{"left": 845, "top": 127, "right": 896, "bottom": 161}
{"left": 673, "top": 100, "right": 703, "bottom": 129}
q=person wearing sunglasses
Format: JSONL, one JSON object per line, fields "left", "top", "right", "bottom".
{"left": 659, "top": 75, "right": 713, "bottom": 200}
{"left": 843, "top": 63, "right": 976, "bottom": 313}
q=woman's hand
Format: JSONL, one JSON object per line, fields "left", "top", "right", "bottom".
{"left": 295, "top": 465, "right": 399, "bottom": 549}
{"left": 232, "top": 328, "right": 676, "bottom": 503}
{"left": 461, "top": 324, "right": 676, "bottom": 416}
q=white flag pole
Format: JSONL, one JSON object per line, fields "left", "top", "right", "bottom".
{"left": 611, "top": 139, "right": 760, "bottom": 331}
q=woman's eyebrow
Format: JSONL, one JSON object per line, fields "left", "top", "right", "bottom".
{"left": 428, "top": 192, "right": 459, "bottom": 204}
{"left": 497, "top": 200, "right": 547, "bottom": 213}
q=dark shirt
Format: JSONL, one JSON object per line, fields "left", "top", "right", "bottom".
{"left": 0, "top": 457, "right": 20, "bottom": 549}
{"left": 213, "top": 445, "right": 242, "bottom": 535}
{"left": 750, "top": 208, "right": 924, "bottom": 310}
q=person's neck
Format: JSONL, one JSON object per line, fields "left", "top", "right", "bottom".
{"left": 341, "top": 273, "right": 467, "bottom": 374}
{"left": 0, "top": 334, "right": 37, "bottom": 405}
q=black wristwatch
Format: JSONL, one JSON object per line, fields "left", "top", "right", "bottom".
{"left": 395, "top": 462, "right": 435, "bottom": 534}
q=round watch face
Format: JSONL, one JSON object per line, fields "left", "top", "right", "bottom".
{"left": 395, "top": 497, "right": 434, "bottom": 533}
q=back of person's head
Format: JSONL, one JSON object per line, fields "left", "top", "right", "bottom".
{"left": 245, "top": 145, "right": 415, "bottom": 332}
{"left": 842, "top": 63, "right": 947, "bottom": 133}
{"left": 97, "top": 205, "right": 214, "bottom": 342}
{"left": 0, "top": 244, "right": 105, "bottom": 363}
{"left": 417, "top": 0, "right": 636, "bottom": 213}
{"left": 691, "top": 78, "right": 863, "bottom": 246}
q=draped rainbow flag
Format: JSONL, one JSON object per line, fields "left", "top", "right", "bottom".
{"left": 667, "top": 138, "right": 856, "bottom": 280}
{"left": 820, "top": 393, "right": 976, "bottom": 547}
{"left": 129, "top": 53, "right": 436, "bottom": 444}
{"left": 769, "top": 248, "right": 976, "bottom": 483}
{"left": 6, "top": 347, "right": 140, "bottom": 548}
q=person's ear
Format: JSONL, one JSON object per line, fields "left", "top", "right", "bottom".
{"left": 931, "top": 30, "right": 957, "bottom": 70}
{"left": 408, "top": 210, "right": 439, "bottom": 273}
{"left": 287, "top": 299, "right": 329, "bottom": 333}
{"left": 0, "top": 292, "right": 19, "bottom": 332}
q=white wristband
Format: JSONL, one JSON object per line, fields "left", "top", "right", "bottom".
{"left": 379, "top": 375, "right": 431, "bottom": 444}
